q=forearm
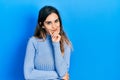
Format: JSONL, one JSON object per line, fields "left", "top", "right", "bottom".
{"left": 52, "top": 42, "right": 71, "bottom": 78}
{"left": 24, "top": 38, "right": 59, "bottom": 79}
{"left": 24, "top": 68, "right": 59, "bottom": 80}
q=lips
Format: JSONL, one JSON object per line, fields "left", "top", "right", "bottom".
{"left": 48, "top": 28, "right": 59, "bottom": 34}
{"left": 51, "top": 29, "right": 57, "bottom": 31}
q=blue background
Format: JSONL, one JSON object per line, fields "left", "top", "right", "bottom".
{"left": 0, "top": 0, "right": 120, "bottom": 80}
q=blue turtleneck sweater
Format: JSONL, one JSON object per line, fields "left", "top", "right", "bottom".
{"left": 24, "top": 35, "right": 71, "bottom": 80}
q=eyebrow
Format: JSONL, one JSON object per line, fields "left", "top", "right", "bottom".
{"left": 45, "top": 18, "right": 59, "bottom": 23}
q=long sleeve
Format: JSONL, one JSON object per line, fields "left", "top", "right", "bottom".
{"left": 52, "top": 42, "right": 71, "bottom": 78}
{"left": 24, "top": 38, "right": 59, "bottom": 80}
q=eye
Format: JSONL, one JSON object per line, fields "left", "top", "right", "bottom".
{"left": 46, "top": 21, "right": 51, "bottom": 25}
{"left": 55, "top": 19, "right": 59, "bottom": 23}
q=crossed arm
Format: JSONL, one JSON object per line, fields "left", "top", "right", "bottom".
{"left": 24, "top": 38, "right": 71, "bottom": 80}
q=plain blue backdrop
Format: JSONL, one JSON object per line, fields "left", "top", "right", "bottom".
{"left": 0, "top": 0, "right": 120, "bottom": 80}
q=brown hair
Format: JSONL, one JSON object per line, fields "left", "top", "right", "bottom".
{"left": 34, "top": 6, "right": 72, "bottom": 54}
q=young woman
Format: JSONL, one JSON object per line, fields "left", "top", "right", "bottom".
{"left": 24, "top": 5, "right": 72, "bottom": 80}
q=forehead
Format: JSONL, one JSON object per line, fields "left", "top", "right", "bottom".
{"left": 45, "top": 13, "right": 59, "bottom": 21}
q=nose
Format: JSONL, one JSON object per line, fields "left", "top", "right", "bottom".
{"left": 52, "top": 23, "right": 56, "bottom": 29}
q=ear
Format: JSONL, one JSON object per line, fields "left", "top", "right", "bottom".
{"left": 39, "top": 22, "right": 41, "bottom": 25}
{"left": 39, "top": 22, "right": 45, "bottom": 28}
{"left": 39, "top": 22, "right": 43, "bottom": 27}
{"left": 42, "top": 26, "right": 45, "bottom": 28}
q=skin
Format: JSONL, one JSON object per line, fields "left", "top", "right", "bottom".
{"left": 43, "top": 13, "right": 61, "bottom": 42}
{"left": 43, "top": 13, "right": 69, "bottom": 80}
{"left": 63, "top": 73, "right": 69, "bottom": 80}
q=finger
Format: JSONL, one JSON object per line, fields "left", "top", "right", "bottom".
{"left": 49, "top": 30, "right": 53, "bottom": 35}
{"left": 52, "top": 35, "right": 60, "bottom": 42}
{"left": 52, "top": 32, "right": 58, "bottom": 38}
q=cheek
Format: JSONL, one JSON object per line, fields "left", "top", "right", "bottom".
{"left": 58, "top": 27, "right": 60, "bottom": 33}
{"left": 56, "top": 22, "right": 60, "bottom": 27}
{"left": 44, "top": 25, "right": 52, "bottom": 30}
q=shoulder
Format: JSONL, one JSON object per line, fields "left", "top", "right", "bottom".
{"left": 28, "top": 36, "right": 36, "bottom": 43}
{"left": 27, "top": 36, "right": 44, "bottom": 49}
{"left": 64, "top": 41, "right": 73, "bottom": 52}
{"left": 64, "top": 41, "right": 70, "bottom": 48}
{"left": 28, "top": 36, "right": 44, "bottom": 43}
{"left": 27, "top": 36, "right": 40, "bottom": 46}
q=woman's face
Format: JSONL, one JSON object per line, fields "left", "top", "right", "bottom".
{"left": 43, "top": 13, "right": 60, "bottom": 34}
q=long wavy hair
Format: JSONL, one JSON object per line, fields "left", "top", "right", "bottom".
{"left": 34, "top": 6, "right": 72, "bottom": 54}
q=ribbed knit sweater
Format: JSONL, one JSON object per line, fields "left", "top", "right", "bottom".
{"left": 24, "top": 34, "right": 71, "bottom": 80}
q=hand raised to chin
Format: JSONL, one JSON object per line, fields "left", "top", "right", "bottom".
{"left": 49, "top": 30, "right": 61, "bottom": 42}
